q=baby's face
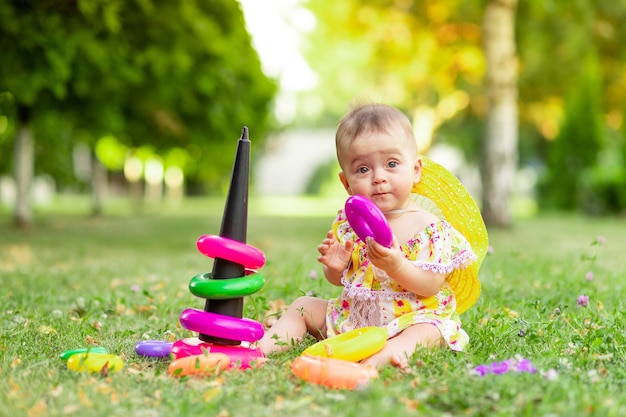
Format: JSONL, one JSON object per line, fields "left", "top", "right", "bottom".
{"left": 338, "top": 125, "right": 419, "bottom": 213}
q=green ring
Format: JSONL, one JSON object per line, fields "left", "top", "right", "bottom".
{"left": 59, "top": 347, "right": 108, "bottom": 361}
{"left": 189, "top": 271, "right": 265, "bottom": 300}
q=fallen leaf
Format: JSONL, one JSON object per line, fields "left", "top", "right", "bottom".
{"left": 7, "top": 379, "right": 20, "bottom": 398}
{"left": 62, "top": 404, "right": 80, "bottom": 414}
{"left": 78, "top": 390, "right": 93, "bottom": 408}
{"left": 37, "top": 326, "right": 57, "bottom": 335}
{"left": 27, "top": 399, "right": 47, "bottom": 417}
{"left": 400, "top": 397, "right": 419, "bottom": 411}
{"left": 116, "top": 303, "right": 126, "bottom": 315}
{"left": 203, "top": 386, "right": 221, "bottom": 402}
{"left": 100, "top": 362, "right": 110, "bottom": 377}
{"left": 136, "top": 305, "right": 155, "bottom": 313}
{"left": 85, "top": 336, "right": 99, "bottom": 345}
{"left": 50, "top": 385, "right": 63, "bottom": 397}
{"left": 274, "top": 395, "right": 285, "bottom": 410}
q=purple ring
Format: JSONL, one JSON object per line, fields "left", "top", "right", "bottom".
{"left": 134, "top": 340, "right": 173, "bottom": 357}
{"left": 179, "top": 308, "right": 264, "bottom": 343}
{"left": 345, "top": 195, "right": 393, "bottom": 247}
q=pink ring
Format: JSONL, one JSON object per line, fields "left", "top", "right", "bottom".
{"left": 196, "top": 235, "right": 266, "bottom": 269}
{"left": 179, "top": 308, "right": 264, "bottom": 343}
{"left": 344, "top": 195, "right": 393, "bottom": 247}
{"left": 171, "top": 338, "right": 265, "bottom": 369}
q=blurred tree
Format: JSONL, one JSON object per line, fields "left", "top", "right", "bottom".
{"left": 302, "top": 0, "right": 485, "bottom": 135}
{"left": 301, "top": 0, "right": 626, "bottom": 219}
{"left": 0, "top": 0, "right": 276, "bottom": 226}
{"left": 481, "top": 0, "right": 517, "bottom": 227}
{"left": 303, "top": 0, "right": 517, "bottom": 224}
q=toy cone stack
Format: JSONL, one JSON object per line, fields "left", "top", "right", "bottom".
{"left": 199, "top": 126, "right": 250, "bottom": 345}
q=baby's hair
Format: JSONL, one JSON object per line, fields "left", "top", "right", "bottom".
{"left": 335, "top": 102, "right": 416, "bottom": 163}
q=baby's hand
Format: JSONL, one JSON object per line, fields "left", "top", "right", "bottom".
{"left": 317, "top": 230, "right": 353, "bottom": 272}
{"left": 365, "top": 236, "right": 404, "bottom": 274}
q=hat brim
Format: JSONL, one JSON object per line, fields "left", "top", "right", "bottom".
{"left": 411, "top": 156, "right": 488, "bottom": 314}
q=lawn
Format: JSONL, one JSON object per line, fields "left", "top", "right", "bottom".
{"left": 1, "top": 196, "right": 626, "bottom": 416}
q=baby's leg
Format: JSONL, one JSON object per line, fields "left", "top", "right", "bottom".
{"left": 257, "top": 296, "right": 328, "bottom": 355}
{"left": 361, "top": 323, "right": 443, "bottom": 369}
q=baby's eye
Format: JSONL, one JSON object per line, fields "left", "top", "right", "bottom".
{"left": 387, "top": 161, "right": 398, "bottom": 168}
{"left": 357, "top": 166, "right": 369, "bottom": 174}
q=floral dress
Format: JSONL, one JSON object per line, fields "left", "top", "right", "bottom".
{"left": 325, "top": 209, "right": 477, "bottom": 352}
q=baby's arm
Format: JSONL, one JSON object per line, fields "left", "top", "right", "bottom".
{"left": 317, "top": 230, "right": 353, "bottom": 286}
{"left": 366, "top": 236, "right": 446, "bottom": 297}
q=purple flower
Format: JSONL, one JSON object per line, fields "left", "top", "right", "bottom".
{"left": 491, "top": 360, "right": 512, "bottom": 374}
{"left": 596, "top": 236, "right": 606, "bottom": 245}
{"left": 308, "top": 269, "right": 318, "bottom": 279}
{"left": 473, "top": 364, "right": 492, "bottom": 376}
{"left": 577, "top": 295, "right": 589, "bottom": 307}
{"left": 472, "top": 358, "right": 536, "bottom": 377}
{"left": 585, "top": 271, "right": 594, "bottom": 281}
{"left": 516, "top": 358, "right": 536, "bottom": 373}
{"left": 131, "top": 284, "right": 141, "bottom": 292}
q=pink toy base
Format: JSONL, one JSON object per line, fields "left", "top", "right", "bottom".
{"left": 171, "top": 338, "right": 266, "bottom": 369}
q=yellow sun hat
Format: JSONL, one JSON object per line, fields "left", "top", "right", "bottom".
{"left": 411, "top": 156, "right": 489, "bottom": 314}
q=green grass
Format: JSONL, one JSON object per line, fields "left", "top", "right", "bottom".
{"left": 1, "top": 196, "right": 626, "bottom": 416}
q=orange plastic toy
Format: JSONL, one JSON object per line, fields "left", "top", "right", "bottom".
{"left": 168, "top": 352, "right": 230, "bottom": 377}
{"left": 291, "top": 355, "right": 378, "bottom": 390}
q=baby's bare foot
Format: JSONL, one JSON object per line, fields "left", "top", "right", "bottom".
{"left": 390, "top": 354, "right": 410, "bottom": 372}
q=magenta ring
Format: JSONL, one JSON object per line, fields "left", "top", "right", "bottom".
{"left": 196, "top": 235, "right": 266, "bottom": 269}
{"left": 179, "top": 308, "right": 264, "bottom": 343}
{"left": 344, "top": 195, "right": 393, "bottom": 247}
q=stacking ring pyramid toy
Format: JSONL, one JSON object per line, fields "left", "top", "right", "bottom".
{"left": 166, "top": 127, "right": 267, "bottom": 370}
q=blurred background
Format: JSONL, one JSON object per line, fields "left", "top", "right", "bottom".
{"left": 1, "top": 0, "right": 624, "bottom": 228}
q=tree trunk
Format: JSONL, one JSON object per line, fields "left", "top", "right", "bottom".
{"left": 91, "top": 154, "right": 107, "bottom": 217}
{"left": 481, "top": 0, "right": 518, "bottom": 227}
{"left": 13, "top": 119, "right": 34, "bottom": 228}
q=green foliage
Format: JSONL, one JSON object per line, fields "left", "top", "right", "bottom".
{"left": 0, "top": 0, "right": 277, "bottom": 189}
{"left": 302, "top": 0, "right": 485, "bottom": 122}
{"left": 0, "top": 92, "right": 16, "bottom": 173}
{"left": 578, "top": 142, "right": 626, "bottom": 215}
{"left": 539, "top": 52, "right": 606, "bottom": 211}
{"left": 518, "top": 0, "right": 626, "bottom": 214}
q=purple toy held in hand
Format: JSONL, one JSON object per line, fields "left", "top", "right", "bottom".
{"left": 344, "top": 195, "right": 393, "bottom": 248}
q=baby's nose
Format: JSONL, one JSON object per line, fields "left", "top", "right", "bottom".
{"left": 372, "top": 170, "right": 388, "bottom": 183}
